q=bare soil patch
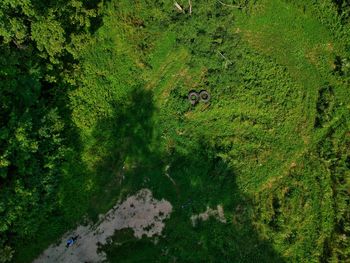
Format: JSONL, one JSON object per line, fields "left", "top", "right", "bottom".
{"left": 191, "top": 205, "right": 226, "bottom": 226}
{"left": 34, "top": 189, "right": 172, "bottom": 263}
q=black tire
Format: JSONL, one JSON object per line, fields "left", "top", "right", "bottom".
{"left": 188, "top": 90, "right": 199, "bottom": 105}
{"left": 199, "top": 90, "right": 210, "bottom": 103}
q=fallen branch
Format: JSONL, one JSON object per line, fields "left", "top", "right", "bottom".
{"left": 189, "top": 0, "right": 192, "bottom": 15}
{"left": 13, "top": 40, "right": 27, "bottom": 50}
{"left": 174, "top": 1, "right": 185, "bottom": 13}
{"left": 217, "top": 51, "right": 233, "bottom": 64}
{"left": 164, "top": 165, "right": 176, "bottom": 186}
{"left": 217, "top": 0, "right": 242, "bottom": 8}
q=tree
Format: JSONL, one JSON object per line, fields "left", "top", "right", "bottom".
{"left": 0, "top": 0, "right": 103, "bottom": 259}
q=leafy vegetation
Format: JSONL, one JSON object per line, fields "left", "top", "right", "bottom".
{"left": 1, "top": 0, "right": 349, "bottom": 262}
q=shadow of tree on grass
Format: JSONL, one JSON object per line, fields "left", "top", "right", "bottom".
{"left": 87, "top": 87, "right": 285, "bottom": 263}
{"left": 84, "top": 87, "right": 156, "bottom": 219}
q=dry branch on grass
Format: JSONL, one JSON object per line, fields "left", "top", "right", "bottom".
{"left": 217, "top": 51, "right": 233, "bottom": 65}
{"left": 217, "top": 0, "right": 242, "bottom": 8}
{"left": 174, "top": 1, "right": 185, "bottom": 13}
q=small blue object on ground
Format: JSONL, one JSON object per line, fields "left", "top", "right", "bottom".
{"left": 66, "top": 235, "right": 79, "bottom": 248}
{"left": 66, "top": 238, "right": 74, "bottom": 248}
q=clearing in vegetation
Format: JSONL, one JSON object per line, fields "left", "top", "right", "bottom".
{"left": 34, "top": 189, "right": 172, "bottom": 263}
{"left": 1, "top": 0, "right": 350, "bottom": 262}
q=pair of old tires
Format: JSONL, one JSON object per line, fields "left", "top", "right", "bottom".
{"left": 188, "top": 90, "right": 210, "bottom": 105}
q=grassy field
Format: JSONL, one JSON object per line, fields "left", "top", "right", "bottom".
{"left": 14, "top": 0, "right": 350, "bottom": 262}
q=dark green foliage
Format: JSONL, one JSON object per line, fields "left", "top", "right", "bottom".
{"left": 0, "top": 0, "right": 105, "bottom": 262}
{"left": 315, "top": 86, "right": 336, "bottom": 128}
{"left": 1, "top": 0, "right": 350, "bottom": 262}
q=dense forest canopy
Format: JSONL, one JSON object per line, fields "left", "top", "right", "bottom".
{"left": 0, "top": 0, "right": 103, "bottom": 260}
{"left": 0, "top": 0, "right": 349, "bottom": 262}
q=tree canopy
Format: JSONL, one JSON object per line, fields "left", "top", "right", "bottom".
{"left": 1, "top": 0, "right": 350, "bottom": 262}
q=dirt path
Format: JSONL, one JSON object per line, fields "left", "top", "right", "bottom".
{"left": 33, "top": 189, "right": 172, "bottom": 263}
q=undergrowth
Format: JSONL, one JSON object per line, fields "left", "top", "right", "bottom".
{"left": 13, "top": 0, "right": 350, "bottom": 262}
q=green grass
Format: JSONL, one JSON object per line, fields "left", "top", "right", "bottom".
{"left": 14, "top": 0, "right": 350, "bottom": 262}
{"left": 235, "top": 0, "right": 340, "bottom": 133}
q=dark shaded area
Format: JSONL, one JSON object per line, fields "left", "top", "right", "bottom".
{"left": 85, "top": 87, "right": 156, "bottom": 219}
{"left": 92, "top": 87, "right": 155, "bottom": 162}
{"left": 314, "top": 85, "right": 335, "bottom": 128}
{"left": 332, "top": 0, "right": 350, "bottom": 18}
{"left": 88, "top": 87, "right": 285, "bottom": 262}
{"left": 333, "top": 55, "right": 344, "bottom": 76}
